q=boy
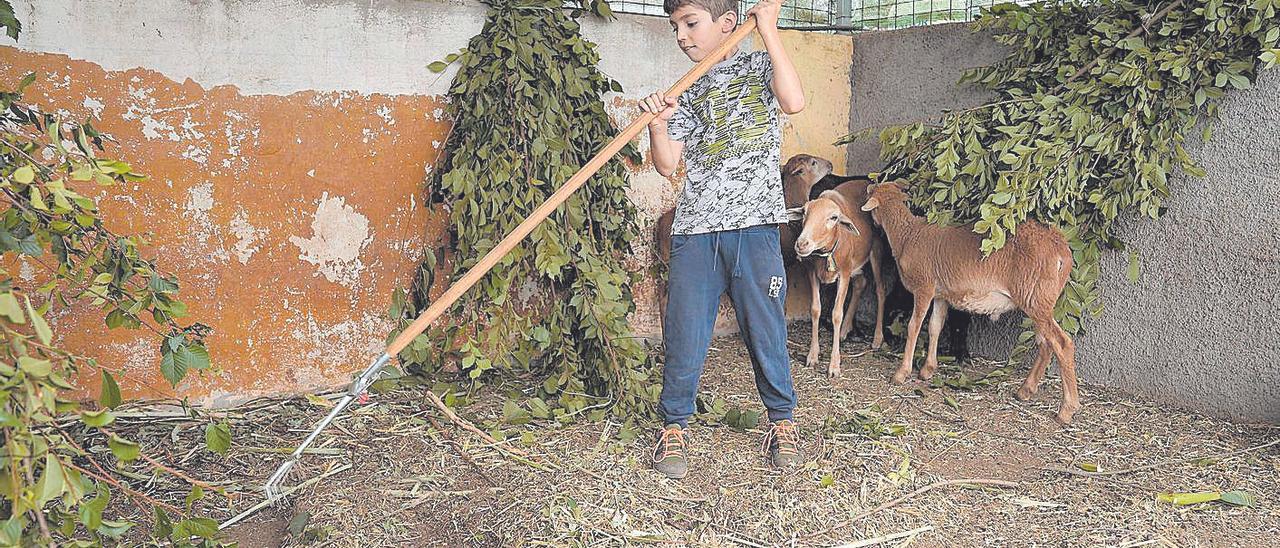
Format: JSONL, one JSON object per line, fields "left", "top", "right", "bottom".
{"left": 640, "top": 0, "right": 805, "bottom": 479}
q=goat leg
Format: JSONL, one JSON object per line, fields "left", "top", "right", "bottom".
{"left": 920, "top": 297, "right": 948, "bottom": 380}
{"left": 893, "top": 291, "right": 933, "bottom": 384}
{"left": 1016, "top": 335, "right": 1053, "bottom": 401}
{"left": 1045, "top": 322, "right": 1080, "bottom": 425}
{"left": 840, "top": 273, "right": 867, "bottom": 342}
{"left": 869, "top": 243, "right": 887, "bottom": 350}
{"left": 828, "top": 274, "right": 849, "bottom": 378}
{"left": 807, "top": 267, "right": 822, "bottom": 370}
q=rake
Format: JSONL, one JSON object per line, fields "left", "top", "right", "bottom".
{"left": 261, "top": 16, "right": 760, "bottom": 503}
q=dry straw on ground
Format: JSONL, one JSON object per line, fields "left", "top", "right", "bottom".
{"left": 96, "top": 327, "right": 1279, "bottom": 547}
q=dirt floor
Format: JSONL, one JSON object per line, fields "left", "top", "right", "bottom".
{"left": 104, "top": 326, "right": 1280, "bottom": 547}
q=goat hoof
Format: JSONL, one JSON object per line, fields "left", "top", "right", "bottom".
{"left": 1054, "top": 403, "right": 1081, "bottom": 426}
{"left": 1015, "top": 386, "right": 1036, "bottom": 401}
{"left": 890, "top": 371, "right": 909, "bottom": 384}
{"left": 827, "top": 367, "right": 841, "bottom": 379}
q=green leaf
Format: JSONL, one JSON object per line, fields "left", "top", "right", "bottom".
{"left": 12, "top": 165, "right": 34, "bottom": 184}
{"left": 23, "top": 296, "right": 51, "bottom": 345}
{"left": 100, "top": 369, "right": 123, "bottom": 409}
{"left": 1156, "top": 491, "right": 1221, "bottom": 505}
{"left": 80, "top": 408, "right": 116, "bottom": 427}
{"left": 178, "top": 343, "right": 211, "bottom": 370}
{"left": 819, "top": 473, "right": 835, "bottom": 488}
{"left": 36, "top": 453, "right": 66, "bottom": 505}
{"left": 18, "top": 356, "right": 52, "bottom": 377}
{"left": 108, "top": 435, "right": 140, "bottom": 462}
{"left": 1076, "top": 462, "right": 1099, "bottom": 472}
{"left": 160, "top": 347, "right": 186, "bottom": 386}
{"left": 1261, "top": 50, "right": 1278, "bottom": 68}
{"left": 205, "top": 421, "right": 231, "bottom": 455}
{"left": 97, "top": 519, "right": 134, "bottom": 538}
{"left": 185, "top": 484, "right": 205, "bottom": 511}
{"left": 0, "top": 292, "right": 25, "bottom": 323}
{"left": 1, "top": 4, "right": 23, "bottom": 41}
{"left": 1219, "top": 491, "right": 1256, "bottom": 507}
{"left": 104, "top": 308, "right": 127, "bottom": 329}
{"left": 428, "top": 61, "right": 449, "bottom": 73}
{"left": 171, "top": 517, "right": 218, "bottom": 540}
{"left": 80, "top": 485, "right": 109, "bottom": 532}
{"left": 0, "top": 516, "right": 20, "bottom": 546}
{"left": 152, "top": 507, "right": 173, "bottom": 540}
{"left": 148, "top": 273, "right": 179, "bottom": 293}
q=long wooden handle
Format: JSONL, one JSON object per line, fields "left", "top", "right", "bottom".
{"left": 387, "top": 17, "right": 759, "bottom": 356}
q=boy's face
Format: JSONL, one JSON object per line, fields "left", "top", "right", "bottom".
{"left": 669, "top": 5, "right": 736, "bottom": 62}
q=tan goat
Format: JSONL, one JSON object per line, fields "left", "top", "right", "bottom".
{"left": 780, "top": 155, "right": 833, "bottom": 264}
{"left": 860, "top": 182, "right": 1080, "bottom": 424}
{"left": 789, "top": 180, "right": 887, "bottom": 378}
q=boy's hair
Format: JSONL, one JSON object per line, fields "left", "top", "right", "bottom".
{"left": 663, "top": 0, "right": 737, "bottom": 19}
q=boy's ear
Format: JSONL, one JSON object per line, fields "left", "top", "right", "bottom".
{"left": 719, "top": 11, "right": 737, "bottom": 33}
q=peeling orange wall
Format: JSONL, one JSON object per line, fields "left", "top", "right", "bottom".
{"left": 0, "top": 49, "right": 450, "bottom": 406}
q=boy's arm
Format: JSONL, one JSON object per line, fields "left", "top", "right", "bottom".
{"left": 640, "top": 93, "right": 685, "bottom": 177}
{"left": 747, "top": 0, "right": 805, "bottom": 114}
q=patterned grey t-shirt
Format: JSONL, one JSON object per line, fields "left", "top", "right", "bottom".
{"left": 666, "top": 47, "right": 786, "bottom": 235}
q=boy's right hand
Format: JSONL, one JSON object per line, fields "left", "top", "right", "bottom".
{"left": 640, "top": 92, "right": 678, "bottom": 127}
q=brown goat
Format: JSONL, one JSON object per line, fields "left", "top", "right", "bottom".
{"left": 780, "top": 154, "right": 834, "bottom": 266}
{"left": 790, "top": 180, "right": 887, "bottom": 378}
{"left": 861, "top": 182, "right": 1080, "bottom": 424}
{"left": 654, "top": 207, "right": 676, "bottom": 334}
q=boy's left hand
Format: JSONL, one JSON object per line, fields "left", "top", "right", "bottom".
{"left": 746, "top": 0, "right": 782, "bottom": 32}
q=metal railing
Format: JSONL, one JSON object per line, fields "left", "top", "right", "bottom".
{"left": 606, "top": 0, "right": 1008, "bottom": 31}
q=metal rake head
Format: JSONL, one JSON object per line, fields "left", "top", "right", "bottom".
{"left": 262, "top": 456, "right": 299, "bottom": 504}
{"left": 259, "top": 353, "right": 391, "bottom": 503}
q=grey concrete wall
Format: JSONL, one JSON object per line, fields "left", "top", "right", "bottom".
{"left": 847, "top": 23, "right": 1008, "bottom": 173}
{"left": 846, "top": 23, "right": 1280, "bottom": 424}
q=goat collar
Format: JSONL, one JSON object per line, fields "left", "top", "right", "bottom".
{"left": 810, "top": 232, "right": 840, "bottom": 273}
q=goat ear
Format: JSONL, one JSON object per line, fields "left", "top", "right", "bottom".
{"left": 837, "top": 214, "right": 861, "bottom": 236}
{"left": 785, "top": 207, "right": 805, "bottom": 221}
{"left": 861, "top": 197, "right": 880, "bottom": 212}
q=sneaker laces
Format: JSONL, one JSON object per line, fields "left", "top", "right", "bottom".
{"left": 652, "top": 425, "right": 687, "bottom": 463}
{"left": 762, "top": 420, "right": 799, "bottom": 456}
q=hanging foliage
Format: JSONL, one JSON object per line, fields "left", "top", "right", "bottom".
{"left": 392, "top": 0, "right": 656, "bottom": 419}
{"left": 1, "top": 20, "right": 224, "bottom": 547}
{"left": 841, "top": 0, "right": 1278, "bottom": 360}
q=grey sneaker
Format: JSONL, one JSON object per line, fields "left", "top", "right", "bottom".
{"left": 762, "top": 419, "right": 802, "bottom": 468}
{"left": 651, "top": 424, "right": 689, "bottom": 479}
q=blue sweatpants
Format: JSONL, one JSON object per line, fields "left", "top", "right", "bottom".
{"left": 660, "top": 224, "right": 796, "bottom": 428}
